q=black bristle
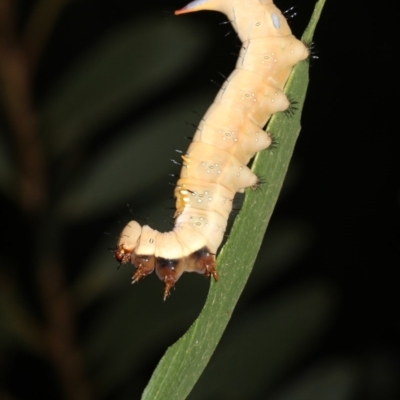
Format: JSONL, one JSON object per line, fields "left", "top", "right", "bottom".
{"left": 283, "top": 97, "right": 298, "bottom": 117}
{"left": 170, "top": 159, "right": 182, "bottom": 166}
{"left": 283, "top": 6, "right": 297, "bottom": 21}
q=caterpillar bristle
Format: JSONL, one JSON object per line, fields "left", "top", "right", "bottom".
{"left": 283, "top": 97, "right": 298, "bottom": 117}
{"left": 253, "top": 177, "right": 266, "bottom": 191}
{"left": 267, "top": 132, "right": 279, "bottom": 150}
{"left": 185, "top": 122, "right": 197, "bottom": 129}
{"left": 170, "top": 159, "right": 182, "bottom": 166}
{"left": 224, "top": 30, "right": 233, "bottom": 37}
{"left": 283, "top": 6, "right": 297, "bottom": 21}
{"left": 210, "top": 79, "right": 222, "bottom": 88}
{"left": 192, "top": 110, "right": 206, "bottom": 122}
{"left": 220, "top": 19, "right": 234, "bottom": 37}
{"left": 304, "top": 40, "right": 319, "bottom": 62}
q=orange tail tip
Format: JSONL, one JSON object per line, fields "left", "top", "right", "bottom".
{"left": 174, "top": 0, "right": 210, "bottom": 15}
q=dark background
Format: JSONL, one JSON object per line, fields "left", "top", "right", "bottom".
{"left": 0, "top": 0, "right": 398, "bottom": 399}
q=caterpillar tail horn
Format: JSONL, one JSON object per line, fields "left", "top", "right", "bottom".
{"left": 175, "top": 0, "right": 226, "bottom": 15}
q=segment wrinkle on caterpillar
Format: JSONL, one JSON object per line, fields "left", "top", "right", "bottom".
{"left": 116, "top": 0, "right": 309, "bottom": 299}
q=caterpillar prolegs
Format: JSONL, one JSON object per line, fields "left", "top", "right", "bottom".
{"left": 115, "top": 0, "right": 309, "bottom": 299}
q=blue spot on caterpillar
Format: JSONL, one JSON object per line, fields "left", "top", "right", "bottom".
{"left": 115, "top": 0, "right": 309, "bottom": 300}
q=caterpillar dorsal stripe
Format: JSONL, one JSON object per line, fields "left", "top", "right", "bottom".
{"left": 115, "top": 0, "right": 309, "bottom": 299}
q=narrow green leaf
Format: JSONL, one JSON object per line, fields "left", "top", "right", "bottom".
{"left": 141, "top": 1, "right": 327, "bottom": 399}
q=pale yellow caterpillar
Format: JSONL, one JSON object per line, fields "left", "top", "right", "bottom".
{"left": 115, "top": 0, "right": 309, "bottom": 299}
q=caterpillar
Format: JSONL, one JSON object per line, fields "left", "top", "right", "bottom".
{"left": 115, "top": 0, "right": 309, "bottom": 299}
